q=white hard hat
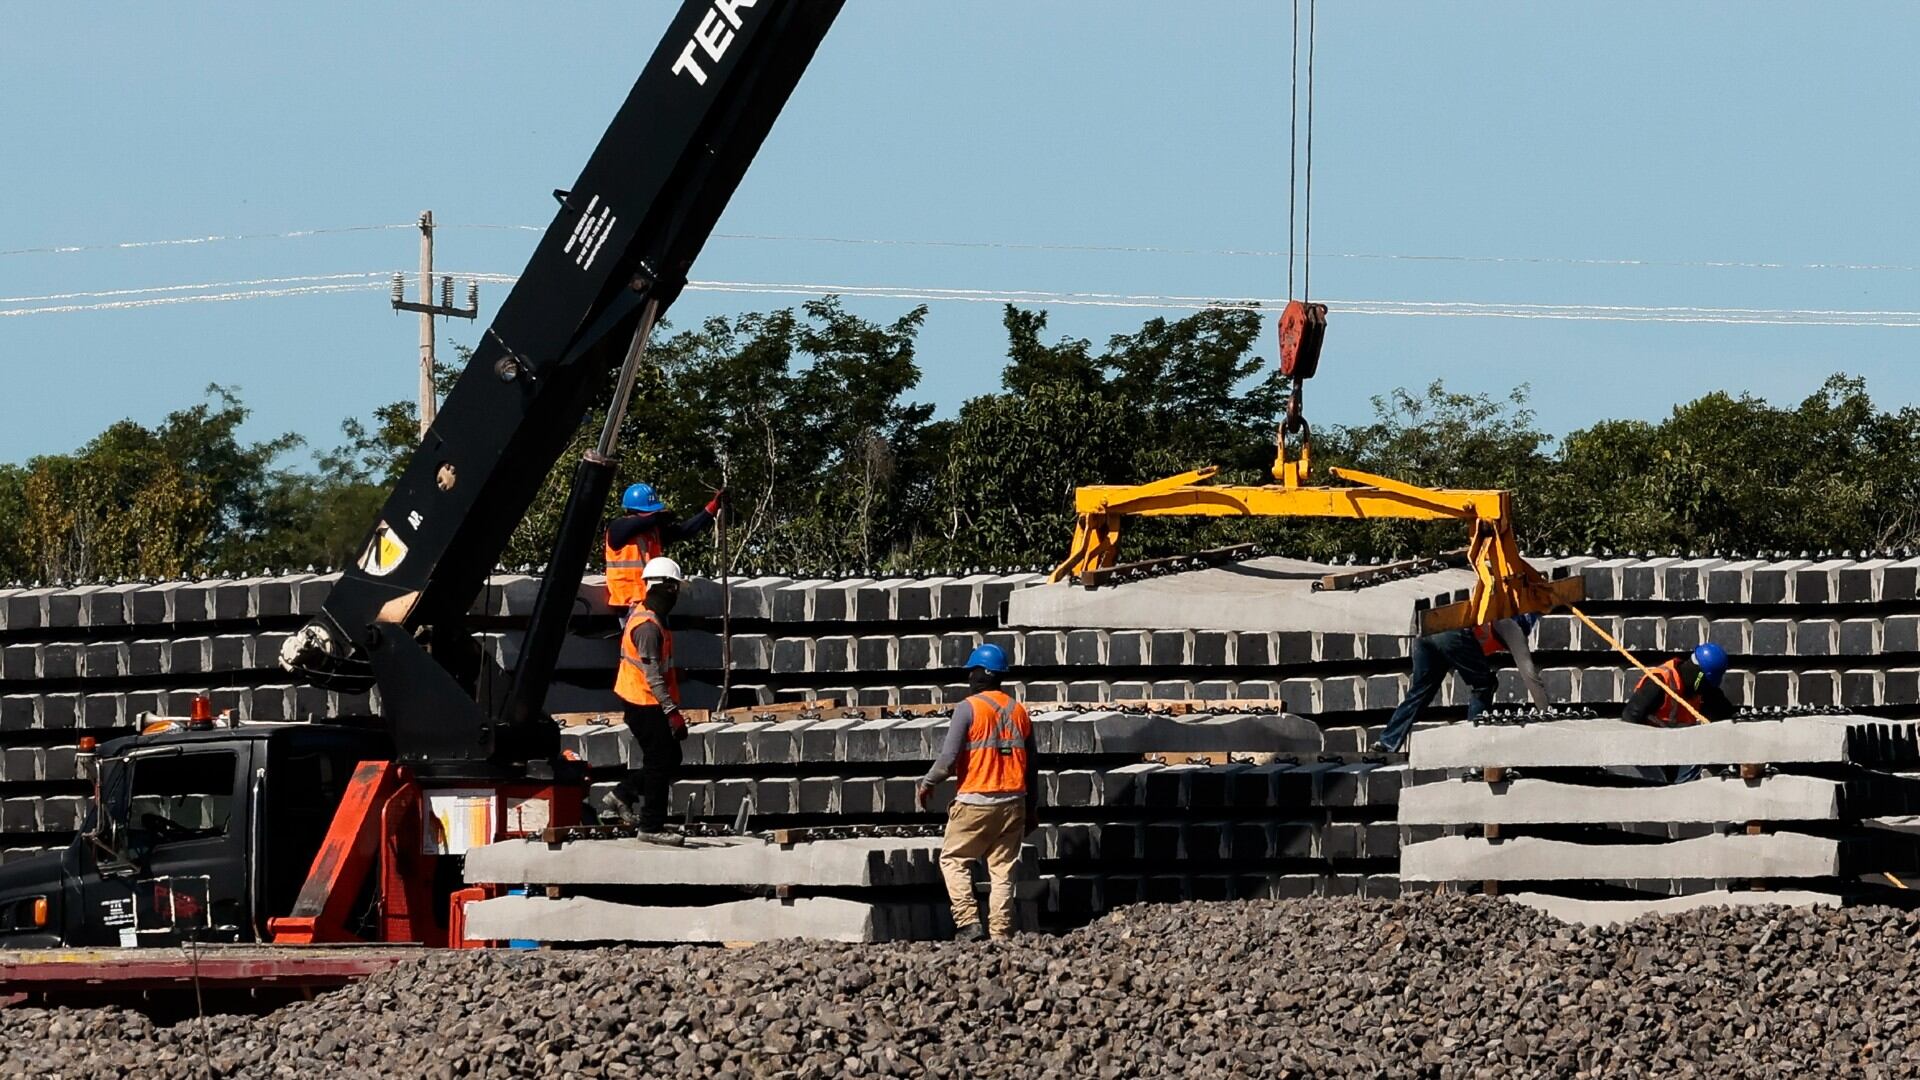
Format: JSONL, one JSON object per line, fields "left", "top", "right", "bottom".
{"left": 641, "top": 556, "right": 685, "bottom": 583}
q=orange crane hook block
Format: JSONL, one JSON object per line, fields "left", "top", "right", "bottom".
{"left": 1272, "top": 300, "right": 1327, "bottom": 486}
{"left": 1278, "top": 299, "right": 1327, "bottom": 379}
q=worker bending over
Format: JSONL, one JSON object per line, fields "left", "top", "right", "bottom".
{"left": 916, "top": 644, "right": 1037, "bottom": 942}
{"left": 602, "top": 557, "right": 690, "bottom": 844}
{"left": 1622, "top": 643, "right": 1733, "bottom": 783}
{"left": 604, "top": 482, "right": 725, "bottom": 611}
{"left": 1376, "top": 614, "right": 1549, "bottom": 754}
{"left": 1623, "top": 643, "right": 1733, "bottom": 727}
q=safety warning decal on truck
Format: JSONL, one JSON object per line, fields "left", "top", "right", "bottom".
{"left": 359, "top": 521, "right": 409, "bottom": 577}
{"left": 98, "top": 897, "right": 133, "bottom": 928}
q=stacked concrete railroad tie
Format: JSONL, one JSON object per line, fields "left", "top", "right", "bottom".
{"left": 461, "top": 832, "right": 1039, "bottom": 944}
{"left": 561, "top": 707, "right": 1404, "bottom": 927}
{"left": 9, "top": 550, "right": 1920, "bottom": 866}
{"left": 1399, "top": 714, "right": 1920, "bottom": 924}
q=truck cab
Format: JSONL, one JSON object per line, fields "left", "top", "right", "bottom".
{"left": 0, "top": 724, "right": 389, "bottom": 948}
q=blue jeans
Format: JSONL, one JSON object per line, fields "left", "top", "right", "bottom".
{"left": 1380, "top": 628, "right": 1496, "bottom": 751}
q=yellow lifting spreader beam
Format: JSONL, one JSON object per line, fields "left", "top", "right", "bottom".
{"left": 1050, "top": 464, "right": 1582, "bottom": 634}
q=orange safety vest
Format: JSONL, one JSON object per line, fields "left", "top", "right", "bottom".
{"left": 1470, "top": 624, "right": 1508, "bottom": 656}
{"left": 1635, "top": 659, "right": 1703, "bottom": 727}
{"left": 614, "top": 607, "right": 678, "bottom": 708}
{"left": 956, "top": 690, "right": 1033, "bottom": 797}
{"left": 604, "top": 528, "right": 664, "bottom": 608}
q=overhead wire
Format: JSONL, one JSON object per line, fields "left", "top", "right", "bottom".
{"left": 709, "top": 235, "right": 1920, "bottom": 273}
{"left": 5, "top": 221, "right": 1916, "bottom": 274}
{"left": 0, "top": 224, "right": 416, "bottom": 257}
{"left": 0, "top": 281, "right": 388, "bottom": 317}
{"left": 0, "top": 271, "right": 392, "bottom": 306}
{"left": 6, "top": 270, "right": 1920, "bottom": 326}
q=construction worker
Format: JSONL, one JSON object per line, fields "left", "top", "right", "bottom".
{"left": 1622, "top": 643, "right": 1733, "bottom": 784}
{"left": 915, "top": 643, "right": 1037, "bottom": 942}
{"left": 601, "top": 557, "right": 690, "bottom": 844}
{"left": 1623, "top": 643, "right": 1734, "bottom": 727}
{"left": 1375, "top": 613, "right": 1549, "bottom": 754}
{"left": 604, "top": 482, "right": 725, "bottom": 611}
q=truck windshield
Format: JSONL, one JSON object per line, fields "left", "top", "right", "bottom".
{"left": 126, "top": 751, "right": 236, "bottom": 843}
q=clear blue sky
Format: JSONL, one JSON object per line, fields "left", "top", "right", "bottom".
{"left": 3, "top": 2, "right": 1916, "bottom": 466}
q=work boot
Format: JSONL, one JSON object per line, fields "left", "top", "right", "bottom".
{"left": 952, "top": 922, "right": 986, "bottom": 943}
{"left": 597, "top": 787, "right": 641, "bottom": 827}
{"left": 636, "top": 830, "right": 685, "bottom": 847}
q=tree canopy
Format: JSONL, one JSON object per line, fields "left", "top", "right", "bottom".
{"left": 6, "top": 301, "right": 1916, "bottom": 584}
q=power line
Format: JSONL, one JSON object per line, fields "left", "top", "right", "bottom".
{"left": 7, "top": 269, "right": 1917, "bottom": 327}
{"left": 0, "top": 224, "right": 415, "bottom": 257}
{"left": 6, "top": 222, "right": 1917, "bottom": 275}
{"left": 0, "top": 271, "right": 390, "bottom": 305}
{"left": 676, "top": 281, "right": 1920, "bottom": 327}
{"left": 735, "top": 237, "right": 1920, "bottom": 275}
{"left": 0, "top": 281, "right": 386, "bottom": 317}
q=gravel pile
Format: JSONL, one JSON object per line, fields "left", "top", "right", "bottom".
{"left": 8, "top": 895, "right": 1920, "bottom": 1078}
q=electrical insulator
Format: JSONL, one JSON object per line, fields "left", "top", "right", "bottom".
{"left": 441, "top": 274, "right": 454, "bottom": 308}
{"left": 467, "top": 280, "right": 479, "bottom": 310}
{"left": 390, "top": 272, "right": 406, "bottom": 305}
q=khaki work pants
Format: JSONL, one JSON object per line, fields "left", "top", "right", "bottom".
{"left": 939, "top": 800, "right": 1024, "bottom": 937}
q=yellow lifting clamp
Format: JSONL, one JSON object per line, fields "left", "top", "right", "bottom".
{"left": 1050, "top": 463, "right": 1582, "bottom": 634}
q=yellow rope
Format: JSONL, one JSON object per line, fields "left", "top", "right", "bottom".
{"left": 1566, "top": 603, "right": 1712, "bottom": 726}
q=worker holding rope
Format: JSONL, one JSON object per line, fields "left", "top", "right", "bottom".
{"left": 1622, "top": 643, "right": 1733, "bottom": 728}
{"left": 1621, "top": 643, "right": 1734, "bottom": 783}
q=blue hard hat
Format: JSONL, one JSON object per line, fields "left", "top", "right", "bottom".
{"left": 965, "top": 643, "right": 1010, "bottom": 673}
{"left": 621, "top": 482, "right": 666, "bottom": 513}
{"left": 1692, "top": 642, "right": 1729, "bottom": 686}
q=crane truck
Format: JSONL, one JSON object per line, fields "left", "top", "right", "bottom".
{"left": 0, "top": 0, "right": 847, "bottom": 953}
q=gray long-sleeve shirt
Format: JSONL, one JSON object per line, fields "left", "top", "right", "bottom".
{"left": 1492, "top": 618, "right": 1551, "bottom": 709}
{"left": 627, "top": 616, "right": 678, "bottom": 709}
{"left": 921, "top": 695, "right": 1039, "bottom": 805}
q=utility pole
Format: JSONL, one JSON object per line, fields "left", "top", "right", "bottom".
{"left": 390, "top": 210, "right": 480, "bottom": 436}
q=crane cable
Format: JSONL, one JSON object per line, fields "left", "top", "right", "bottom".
{"left": 1287, "top": 0, "right": 1299, "bottom": 300}
{"left": 1286, "top": 0, "right": 1319, "bottom": 303}
{"left": 1278, "top": 0, "right": 1320, "bottom": 468}
{"left": 1304, "top": 0, "right": 1317, "bottom": 303}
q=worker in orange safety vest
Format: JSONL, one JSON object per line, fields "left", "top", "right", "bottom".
{"left": 1623, "top": 643, "right": 1734, "bottom": 728}
{"left": 1623, "top": 643, "right": 1734, "bottom": 783}
{"left": 600, "top": 557, "right": 690, "bottom": 845}
{"left": 603, "top": 482, "right": 725, "bottom": 611}
{"left": 916, "top": 643, "right": 1037, "bottom": 941}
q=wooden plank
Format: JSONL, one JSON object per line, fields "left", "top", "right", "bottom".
{"left": 691, "top": 699, "right": 842, "bottom": 725}
{"left": 583, "top": 698, "right": 1297, "bottom": 730}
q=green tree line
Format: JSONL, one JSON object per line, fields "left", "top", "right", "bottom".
{"left": 6, "top": 298, "right": 1918, "bottom": 584}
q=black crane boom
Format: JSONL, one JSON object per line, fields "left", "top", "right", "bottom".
{"left": 282, "top": 0, "right": 844, "bottom": 775}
